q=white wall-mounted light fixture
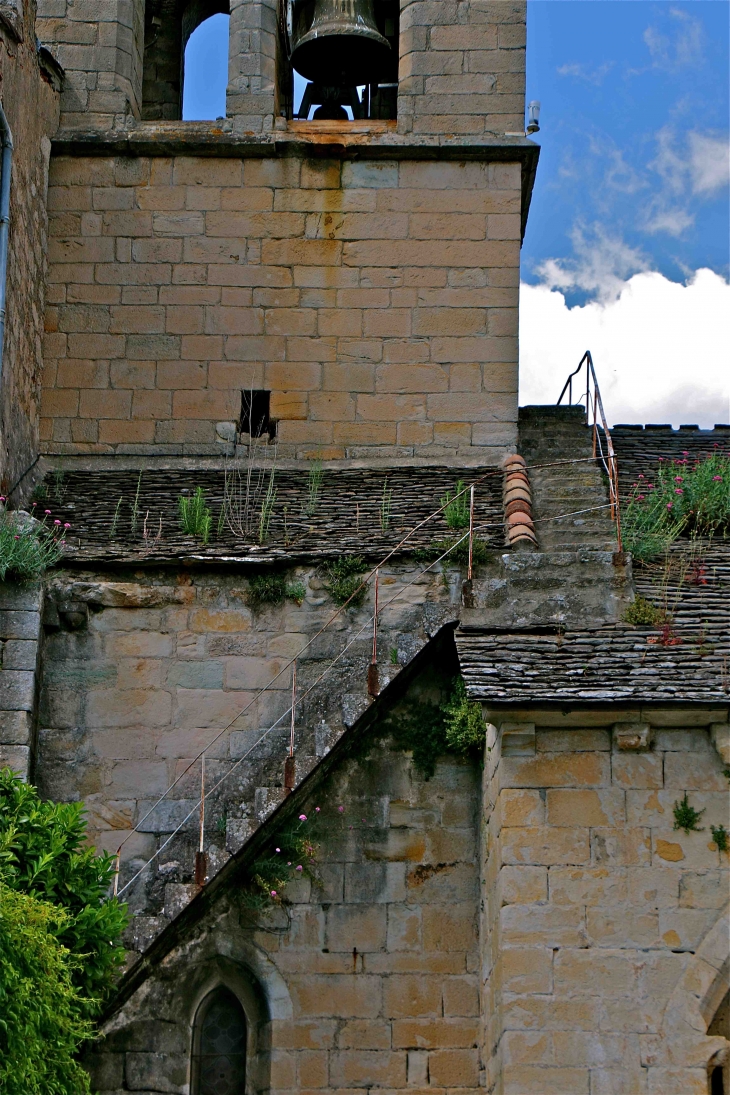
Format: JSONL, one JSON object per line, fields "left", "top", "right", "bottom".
{"left": 526, "top": 100, "right": 541, "bottom": 134}
{"left": 505, "top": 100, "right": 541, "bottom": 138}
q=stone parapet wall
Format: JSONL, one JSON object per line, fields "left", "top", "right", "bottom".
{"left": 481, "top": 712, "right": 730, "bottom": 1095}
{"left": 0, "top": 581, "right": 44, "bottom": 779}
{"left": 41, "top": 152, "right": 521, "bottom": 459}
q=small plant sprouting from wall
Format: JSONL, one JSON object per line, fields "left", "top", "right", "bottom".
{"left": 442, "top": 677, "right": 485, "bottom": 754}
{"left": 672, "top": 792, "right": 705, "bottom": 833}
{"left": 391, "top": 676, "right": 486, "bottom": 779}
{"left": 324, "top": 555, "right": 367, "bottom": 607}
{"left": 390, "top": 647, "right": 399, "bottom": 666}
{"left": 247, "top": 573, "right": 306, "bottom": 608}
{"left": 414, "top": 536, "right": 489, "bottom": 567}
{"left": 241, "top": 811, "right": 322, "bottom": 909}
{"left": 441, "top": 480, "right": 470, "bottom": 529}
{"left": 304, "top": 460, "right": 323, "bottom": 517}
{"left": 0, "top": 501, "right": 69, "bottom": 581}
{"left": 130, "top": 471, "right": 143, "bottom": 536}
{"left": 110, "top": 496, "right": 123, "bottom": 539}
{"left": 380, "top": 478, "right": 393, "bottom": 532}
{"left": 178, "top": 487, "right": 212, "bottom": 544}
{"left": 623, "top": 595, "right": 663, "bottom": 626}
{"left": 259, "top": 470, "right": 277, "bottom": 544}
{"left": 622, "top": 452, "right": 730, "bottom": 561}
{"left": 710, "top": 824, "right": 728, "bottom": 853}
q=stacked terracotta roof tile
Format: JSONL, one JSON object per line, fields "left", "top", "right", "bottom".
{"left": 502, "top": 454, "right": 537, "bottom": 547}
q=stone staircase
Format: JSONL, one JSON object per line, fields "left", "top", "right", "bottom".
{"left": 518, "top": 405, "right": 618, "bottom": 552}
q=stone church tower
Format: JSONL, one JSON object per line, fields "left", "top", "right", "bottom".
{"left": 0, "top": 2, "right": 728, "bottom": 1093}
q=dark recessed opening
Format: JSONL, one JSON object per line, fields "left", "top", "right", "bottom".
{"left": 711, "top": 1067, "right": 725, "bottom": 1095}
{"left": 241, "top": 390, "right": 275, "bottom": 440}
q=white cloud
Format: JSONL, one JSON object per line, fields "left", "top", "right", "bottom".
{"left": 557, "top": 61, "right": 614, "bottom": 86}
{"left": 519, "top": 269, "right": 730, "bottom": 428}
{"left": 534, "top": 224, "right": 650, "bottom": 303}
{"left": 643, "top": 127, "right": 729, "bottom": 235}
{"left": 643, "top": 8, "right": 703, "bottom": 71}
{"left": 689, "top": 133, "right": 730, "bottom": 194}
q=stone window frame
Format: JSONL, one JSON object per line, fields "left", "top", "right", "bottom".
{"left": 180, "top": 955, "right": 272, "bottom": 1093}
{"left": 142, "top": 0, "right": 230, "bottom": 121}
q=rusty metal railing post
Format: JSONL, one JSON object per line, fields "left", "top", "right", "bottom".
{"left": 467, "top": 485, "right": 475, "bottom": 581}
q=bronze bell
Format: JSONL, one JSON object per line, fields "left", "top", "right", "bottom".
{"left": 291, "top": 0, "right": 391, "bottom": 87}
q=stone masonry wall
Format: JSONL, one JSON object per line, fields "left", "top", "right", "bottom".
{"left": 481, "top": 714, "right": 730, "bottom": 1095}
{"left": 85, "top": 723, "right": 482, "bottom": 1095}
{"left": 0, "top": 4, "right": 60, "bottom": 494}
{"left": 398, "top": 1, "right": 525, "bottom": 137}
{"left": 0, "top": 581, "right": 44, "bottom": 779}
{"left": 35, "top": 565, "right": 461, "bottom": 936}
{"left": 40, "top": 153, "right": 521, "bottom": 459}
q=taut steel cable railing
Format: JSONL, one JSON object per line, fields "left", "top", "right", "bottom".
{"left": 557, "top": 350, "right": 623, "bottom": 551}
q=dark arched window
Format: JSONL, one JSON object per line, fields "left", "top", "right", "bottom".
{"left": 192, "top": 987, "right": 247, "bottom": 1095}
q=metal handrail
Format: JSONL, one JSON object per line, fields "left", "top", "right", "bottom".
{"left": 557, "top": 350, "right": 622, "bottom": 551}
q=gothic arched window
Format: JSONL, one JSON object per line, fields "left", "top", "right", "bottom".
{"left": 192, "top": 987, "right": 247, "bottom": 1095}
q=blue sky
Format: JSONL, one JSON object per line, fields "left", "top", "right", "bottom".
{"left": 523, "top": 1, "right": 729, "bottom": 304}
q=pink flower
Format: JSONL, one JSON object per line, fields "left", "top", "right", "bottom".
{"left": 337, "top": 806, "right": 344, "bottom": 813}
{"left": 682, "top": 450, "right": 689, "bottom": 455}
{"left": 713, "top": 475, "right": 722, "bottom": 481}
{"left": 296, "top": 865, "right": 302, "bottom": 872}
{"left": 637, "top": 495, "right": 645, "bottom": 501}
{"left": 275, "top": 847, "right": 280, "bottom": 853}
{"left": 674, "top": 476, "right": 683, "bottom": 483}
{"left": 638, "top": 474, "right": 644, "bottom": 479}
{"left": 287, "top": 861, "right": 291, "bottom": 866}
{"left": 674, "top": 488, "right": 684, "bottom": 494}
{"left": 270, "top": 890, "right": 277, "bottom": 897}
{"left": 299, "top": 814, "right": 307, "bottom": 821}
{"left": 666, "top": 503, "right": 673, "bottom": 509}
{"left": 44, "top": 509, "right": 51, "bottom": 515}
{"left": 54, "top": 519, "right": 61, "bottom": 526}
{"left": 64, "top": 522, "right": 71, "bottom": 528}
{"left": 315, "top": 806, "right": 320, "bottom": 812}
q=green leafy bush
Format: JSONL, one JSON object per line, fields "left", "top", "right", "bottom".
{"left": 324, "top": 555, "right": 367, "bottom": 607}
{"left": 622, "top": 452, "right": 730, "bottom": 560}
{"left": 0, "top": 769, "right": 128, "bottom": 1014}
{"left": 0, "top": 502, "right": 66, "bottom": 581}
{"left": 442, "top": 677, "right": 485, "bottom": 754}
{"left": 623, "top": 595, "right": 663, "bottom": 626}
{"left": 711, "top": 824, "right": 729, "bottom": 853}
{"left": 672, "top": 791, "right": 705, "bottom": 834}
{"left": 248, "top": 573, "right": 306, "bottom": 607}
{"left": 178, "top": 487, "right": 212, "bottom": 543}
{"left": 0, "top": 884, "right": 94, "bottom": 1094}
{"left": 441, "top": 480, "right": 470, "bottom": 529}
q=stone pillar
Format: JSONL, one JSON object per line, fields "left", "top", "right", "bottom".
{"left": 0, "top": 582, "right": 43, "bottom": 779}
{"left": 226, "top": 0, "right": 278, "bottom": 135}
{"left": 37, "top": 0, "right": 145, "bottom": 130}
{"left": 398, "top": 0, "right": 526, "bottom": 137}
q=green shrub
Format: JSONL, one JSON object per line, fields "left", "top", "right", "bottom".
{"left": 672, "top": 791, "right": 705, "bottom": 834}
{"left": 0, "top": 884, "right": 94, "bottom": 1094}
{"left": 178, "top": 487, "right": 212, "bottom": 543}
{"left": 442, "top": 677, "right": 485, "bottom": 754}
{"left": 622, "top": 452, "right": 730, "bottom": 560}
{"left": 623, "top": 595, "right": 663, "bottom": 626}
{"left": 0, "top": 503, "right": 66, "bottom": 581}
{"left": 242, "top": 814, "right": 319, "bottom": 909}
{"left": 441, "top": 480, "right": 470, "bottom": 529}
{"left": 0, "top": 769, "right": 128, "bottom": 1015}
{"left": 711, "top": 824, "right": 729, "bottom": 853}
{"left": 324, "top": 555, "right": 367, "bottom": 607}
{"left": 248, "top": 573, "right": 306, "bottom": 607}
